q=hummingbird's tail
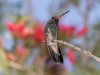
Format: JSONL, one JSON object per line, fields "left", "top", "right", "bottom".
{"left": 48, "top": 47, "right": 63, "bottom": 64}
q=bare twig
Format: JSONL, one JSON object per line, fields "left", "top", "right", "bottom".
{"left": 80, "top": 30, "right": 100, "bottom": 66}
{"left": 26, "top": 0, "right": 34, "bottom": 20}
{"left": 9, "top": 61, "right": 37, "bottom": 75}
{"left": 49, "top": 0, "right": 55, "bottom": 16}
{"left": 88, "top": 30, "right": 100, "bottom": 52}
{"left": 54, "top": 40, "right": 100, "bottom": 63}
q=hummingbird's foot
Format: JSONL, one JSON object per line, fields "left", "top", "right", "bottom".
{"left": 48, "top": 42, "right": 56, "bottom": 46}
{"left": 43, "top": 40, "right": 56, "bottom": 46}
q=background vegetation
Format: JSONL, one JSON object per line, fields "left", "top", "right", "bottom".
{"left": 0, "top": 0, "right": 100, "bottom": 75}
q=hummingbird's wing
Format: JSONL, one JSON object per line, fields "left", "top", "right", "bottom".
{"left": 57, "top": 28, "right": 63, "bottom": 63}
{"left": 46, "top": 44, "right": 63, "bottom": 64}
{"left": 44, "top": 28, "right": 63, "bottom": 64}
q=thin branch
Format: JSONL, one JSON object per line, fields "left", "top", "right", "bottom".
{"left": 54, "top": 40, "right": 100, "bottom": 63}
{"left": 26, "top": 0, "right": 34, "bottom": 20}
{"left": 49, "top": 0, "right": 55, "bottom": 16}
{"left": 86, "top": 0, "right": 95, "bottom": 12}
{"left": 76, "top": 7, "right": 85, "bottom": 16}
{"left": 26, "top": 0, "right": 32, "bottom": 15}
{"left": 9, "top": 61, "right": 37, "bottom": 75}
{"left": 79, "top": 30, "right": 100, "bottom": 66}
{"left": 88, "top": 30, "right": 100, "bottom": 52}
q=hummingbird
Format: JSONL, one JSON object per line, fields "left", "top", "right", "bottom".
{"left": 44, "top": 11, "right": 69, "bottom": 64}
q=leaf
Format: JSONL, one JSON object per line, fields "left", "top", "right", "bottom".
{"left": 93, "top": 21, "right": 100, "bottom": 30}
{"left": 8, "top": 14, "right": 18, "bottom": 21}
{"left": 70, "top": 0, "right": 79, "bottom": 6}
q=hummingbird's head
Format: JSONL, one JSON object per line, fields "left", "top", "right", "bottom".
{"left": 55, "top": 11, "right": 69, "bottom": 20}
{"left": 50, "top": 11, "right": 69, "bottom": 24}
{"left": 50, "top": 17, "right": 59, "bottom": 24}
{"left": 47, "top": 11, "right": 69, "bottom": 26}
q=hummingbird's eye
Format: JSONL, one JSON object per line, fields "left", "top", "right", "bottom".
{"left": 52, "top": 17, "right": 55, "bottom": 19}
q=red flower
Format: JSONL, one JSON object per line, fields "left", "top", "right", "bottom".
{"left": 6, "top": 53, "right": 16, "bottom": 61}
{"left": 67, "top": 48, "right": 75, "bottom": 64}
{"left": 59, "top": 23, "right": 76, "bottom": 36}
{"left": 65, "top": 26, "right": 75, "bottom": 36}
{"left": 16, "top": 46, "right": 27, "bottom": 58}
{"left": 58, "top": 24, "right": 67, "bottom": 31}
{"left": 6, "top": 20, "right": 25, "bottom": 35}
{"left": 21, "top": 28, "right": 30, "bottom": 39}
{"left": 76, "top": 26, "right": 88, "bottom": 37}
{"left": 33, "top": 25, "right": 44, "bottom": 43}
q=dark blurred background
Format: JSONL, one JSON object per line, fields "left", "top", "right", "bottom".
{"left": 0, "top": 0, "right": 100, "bottom": 75}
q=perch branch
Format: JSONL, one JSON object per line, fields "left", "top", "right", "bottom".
{"left": 54, "top": 40, "right": 100, "bottom": 63}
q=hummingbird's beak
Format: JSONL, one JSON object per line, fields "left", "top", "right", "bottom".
{"left": 56, "top": 11, "right": 69, "bottom": 19}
